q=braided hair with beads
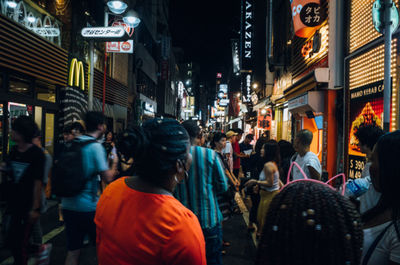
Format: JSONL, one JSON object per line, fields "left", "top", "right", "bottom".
{"left": 256, "top": 181, "right": 363, "bottom": 265}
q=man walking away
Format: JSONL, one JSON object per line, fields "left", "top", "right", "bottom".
{"left": 3, "top": 116, "right": 45, "bottom": 265}
{"left": 291, "top": 129, "right": 322, "bottom": 180}
{"left": 61, "top": 111, "right": 118, "bottom": 265}
{"left": 175, "top": 121, "right": 228, "bottom": 265}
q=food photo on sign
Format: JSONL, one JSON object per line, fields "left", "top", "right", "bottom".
{"left": 348, "top": 80, "right": 387, "bottom": 179}
{"left": 291, "top": 0, "right": 327, "bottom": 38}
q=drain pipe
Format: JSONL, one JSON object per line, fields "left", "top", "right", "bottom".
{"left": 328, "top": 0, "right": 344, "bottom": 175}
{"left": 267, "top": 0, "right": 274, "bottom": 69}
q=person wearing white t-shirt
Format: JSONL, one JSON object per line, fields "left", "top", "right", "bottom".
{"left": 222, "top": 131, "right": 237, "bottom": 172}
{"left": 291, "top": 129, "right": 322, "bottom": 180}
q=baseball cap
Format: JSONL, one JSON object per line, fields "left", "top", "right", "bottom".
{"left": 226, "top": 131, "right": 238, "bottom": 138}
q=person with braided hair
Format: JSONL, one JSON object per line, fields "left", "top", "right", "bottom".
{"left": 95, "top": 118, "right": 206, "bottom": 265}
{"left": 256, "top": 181, "right": 363, "bottom": 265}
{"left": 361, "top": 130, "right": 400, "bottom": 265}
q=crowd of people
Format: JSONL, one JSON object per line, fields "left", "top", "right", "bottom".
{"left": 0, "top": 112, "right": 400, "bottom": 265}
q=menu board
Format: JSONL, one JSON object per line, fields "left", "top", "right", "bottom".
{"left": 348, "top": 80, "right": 384, "bottom": 179}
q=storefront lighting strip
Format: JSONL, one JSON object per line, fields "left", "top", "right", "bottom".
{"left": 349, "top": 40, "right": 398, "bottom": 129}
{"left": 349, "top": 0, "right": 399, "bottom": 53}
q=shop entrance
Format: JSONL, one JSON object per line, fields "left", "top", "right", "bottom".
{"left": 2, "top": 102, "right": 56, "bottom": 157}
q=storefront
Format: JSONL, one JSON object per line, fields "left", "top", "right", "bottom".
{"left": 0, "top": 7, "right": 68, "bottom": 158}
{"left": 344, "top": 0, "right": 400, "bottom": 178}
{"left": 269, "top": 12, "right": 339, "bottom": 179}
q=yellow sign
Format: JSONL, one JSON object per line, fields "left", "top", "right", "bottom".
{"left": 68, "top": 58, "right": 85, "bottom": 90}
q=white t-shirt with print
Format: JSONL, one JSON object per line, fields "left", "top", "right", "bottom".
{"left": 362, "top": 221, "right": 400, "bottom": 265}
{"left": 222, "top": 141, "right": 233, "bottom": 172}
{"left": 292, "top": 151, "right": 322, "bottom": 180}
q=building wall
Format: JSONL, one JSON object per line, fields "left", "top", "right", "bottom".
{"left": 112, "top": 54, "right": 129, "bottom": 86}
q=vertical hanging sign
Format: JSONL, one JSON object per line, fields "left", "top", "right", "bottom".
{"left": 240, "top": 0, "right": 254, "bottom": 103}
{"left": 241, "top": 0, "right": 254, "bottom": 70}
{"left": 231, "top": 39, "right": 240, "bottom": 74}
{"left": 291, "top": 0, "right": 325, "bottom": 38}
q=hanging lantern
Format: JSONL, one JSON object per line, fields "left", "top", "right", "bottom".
{"left": 291, "top": 0, "right": 325, "bottom": 38}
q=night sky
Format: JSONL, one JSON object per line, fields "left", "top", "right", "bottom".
{"left": 169, "top": 0, "right": 241, "bottom": 84}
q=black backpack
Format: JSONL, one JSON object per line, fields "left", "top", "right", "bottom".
{"left": 52, "top": 139, "right": 97, "bottom": 197}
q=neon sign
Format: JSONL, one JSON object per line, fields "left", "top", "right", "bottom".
{"left": 68, "top": 59, "right": 85, "bottom": 90}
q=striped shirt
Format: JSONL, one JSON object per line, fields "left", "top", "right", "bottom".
{"left": 175, "top": 146, "right": 229, "bottom": 229}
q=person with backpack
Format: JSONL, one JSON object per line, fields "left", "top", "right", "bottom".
{"left": 53, "top": 111, "right": 118, "bottom": 265}
{"left": 2, "top": 116, "right": 45, "bottom": 265}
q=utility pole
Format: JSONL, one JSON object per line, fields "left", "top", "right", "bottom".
{"left": 383, "top": 0, "right": 392, "bottom": 132}
{"left": 88, "top": 40, "right": 94, "bottom": 110}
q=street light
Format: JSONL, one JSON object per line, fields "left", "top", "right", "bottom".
{"left": 123, "top": 10, "right": 141, "bottom": 28}
{"left": 6, "top": 1, "right": 17, "bottom": 8}
{"left": 107, "top": 0, "right": 128, "bottom": 14}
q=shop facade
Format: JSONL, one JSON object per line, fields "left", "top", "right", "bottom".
{"left": 268, "top": 1, "right": 339, "bottom": 180}
{"left": 0, "top": 8, "right": 67, "bottom": 158}
{"left": 344, "top": 0, "right": 400, "bottom": 178}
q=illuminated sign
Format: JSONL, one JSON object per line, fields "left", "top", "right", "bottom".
{"left": 231, "top": 39, "right": 240, "bottom": 74}
{"left": 291, "top": 0, "right": 324, "bottom": 38}
{"left": 219, "top": 99, "right": 230, "bottom": 106}
{"left": 258, "top": 109, "right": 272, "bottom": 130}
{"left": 106, "top": 19, "right": 134, "bottom": 53}
{"left": 242, "top": 74, "right": 252, "bottom": 103}
{"left": 348, "top": 80, "right": 385, "bottom": 179}
{"left": 106, "top": 40, "right": 134, "bottom": 53}
{"left": 32, "top": 27, "right": 60, "bottom": 37}
{"left": 241, "top": 0, "right": 254, "bottom": 70}
{"left": 69, "top": 59, "right": 85, "bottom": 91}
{"left": 219, "top": 84, "right": 228, "bottom": 93}
{"left": 81, "top": 26, "right": 126, "bottom": 38}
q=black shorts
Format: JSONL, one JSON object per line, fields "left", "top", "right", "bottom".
{"left": 63, "top": 209, "right": 96, "bottom": 251}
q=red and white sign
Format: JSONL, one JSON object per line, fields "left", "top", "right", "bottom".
{"left": 106, "top": 40, "right": 134, "bottom": 53}
{"left": 106, "top": 20, "right": 134, "bottom": 53}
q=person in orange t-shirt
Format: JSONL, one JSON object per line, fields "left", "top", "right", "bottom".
{"left": 95, "top": 118, "right": 206, "bottom": 265}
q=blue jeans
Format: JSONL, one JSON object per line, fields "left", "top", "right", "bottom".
{"left": 202, "top": 224, "right": 223, "bottom": 265}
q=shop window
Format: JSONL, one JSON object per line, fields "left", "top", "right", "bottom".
{"left": 45, "top": 113, "right": 54, "bottom": 155}
{"left": 9, "top": 76, "right": 32, "bottom": 96}
{"left": 8, "top": 102, "right": 33, "bottom": 152}
{"left": 36, "top": 80, "right": 56, "bottom": 103}
{"left": 35, "top": 106, "right": 42, "bottom": 129}
{"left": 0, "top": 0, "right": 63, "bottom": 47}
